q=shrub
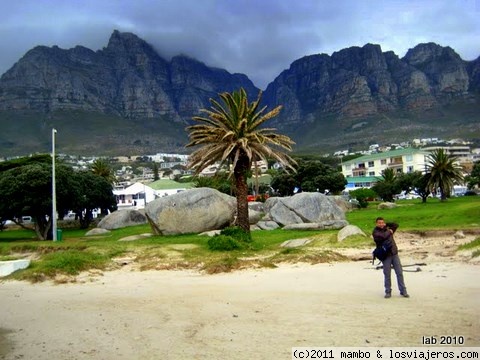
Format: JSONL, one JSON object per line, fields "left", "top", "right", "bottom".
{"left": 207, "top": 235, "right": 242, "bottom": 251}
{"left": 349, "top": 188, "right": 377, "bottom": 208}
{"left": 220, "top": 226, "right": 252, "bottom": 242}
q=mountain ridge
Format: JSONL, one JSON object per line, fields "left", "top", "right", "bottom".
{"left": 0, "top": 30, "right": 479, "bottom": 156}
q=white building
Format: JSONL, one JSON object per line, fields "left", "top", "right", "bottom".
{"left": 113, "top": 182, "right": 156, "bottom": 210}
{"left": 341, "top": 148, "right": 430, "bottom": 190}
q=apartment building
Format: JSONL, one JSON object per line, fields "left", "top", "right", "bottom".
{"left": 341, "top": 148, "right": 430, "bottom": 190}
{"left": 422, "top": 145, "right": 472, "bottom": 164}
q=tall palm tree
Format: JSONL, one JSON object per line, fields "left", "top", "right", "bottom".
{"left": 186, "top": 88, "right": 296, "bottom": 234}
{"left": 91, "top": 159, "right": 116, "bottom": 185}
{"left": 426, "top": 148, "right": 463, "bottom": 201}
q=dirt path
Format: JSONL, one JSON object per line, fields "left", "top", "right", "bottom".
{"left": 1, "top": 250, "right": 479, "bottom": 359}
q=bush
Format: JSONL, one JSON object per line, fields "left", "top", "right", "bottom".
{"left": 207, "top": 235, "right": 242, "bottom": 251}
{"left": 220, "top": 226, "right": 252, "bottom": 242}
{"left": 349, "top": 188, "right": 377, "bottom": 208}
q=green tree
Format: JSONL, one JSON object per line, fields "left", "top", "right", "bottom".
{"left": 426, "top": 149, "right": 464, "bottom": 201}
{"left": 0, "top": 162, "right": 79, "bottom": 240}
{"left": 270, "top": 160, "right": 346, "bottom": 195}
{"left": 372, "top": 168, "right": 401, "bottom": 202}
{"left": 153, "top": 162, "right": 160, "bottom": 181}
{"left": 193, "top": 174, "right": 234, "bottom": 195}
{"left": 186, "top": 88, "right": 295, "bottom": 234}
{"left": 270, "top": 171, "right": 296, "bottom": 196}
{"left": 349, "top": 188, "right": 377, "bottom": 208}
{"left": 465, "top": 161, "right": 480, "bottom": 189}
{"left": 91, "top": 159, "right": 116, "bottom": 185}
{"left": 72, "top": 171, "right": 117, "bottom": 228}
{"left": 0, "top": 157, "right": 117, "bottom": 237}
{"left": 396, "top": 171, "right": 431, "bottom": 203}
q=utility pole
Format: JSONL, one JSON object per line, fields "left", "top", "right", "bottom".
{"left": 52, "top": 129, "right": 58, "bottom": 241}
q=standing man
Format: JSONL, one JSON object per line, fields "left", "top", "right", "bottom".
{"left": 372, "top": 217, "right": 409, "bottom": 298}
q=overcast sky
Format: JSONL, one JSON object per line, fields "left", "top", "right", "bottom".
{"left": 1, "top": 0, "right": 479, "bottom": 89}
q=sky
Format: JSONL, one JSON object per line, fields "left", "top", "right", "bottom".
{"left": 1, "top": 0, "right": 479, "bottom": 89}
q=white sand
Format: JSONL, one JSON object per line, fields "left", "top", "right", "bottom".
{"left": 1, "top": 257, "right": 479, "bottom": 359}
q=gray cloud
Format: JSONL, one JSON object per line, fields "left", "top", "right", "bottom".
{"left": 0, "top": 0, "right": 478, "bottom": 89}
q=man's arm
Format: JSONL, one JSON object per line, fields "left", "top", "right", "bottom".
{"left": 386, "top": 222, "right": 398, "bottom": 233}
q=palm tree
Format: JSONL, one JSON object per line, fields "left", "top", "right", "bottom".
{"left": 91, "top": 159, "right": 116, "bottom": 185}
{"left": 186, "top": 88, "right": 296, "bottom": 234}
{"left": 426, "top": 149, "right": 463, "bottom": 201}
{"left": 372, "top": 167, "right": 400, "bottom": 202}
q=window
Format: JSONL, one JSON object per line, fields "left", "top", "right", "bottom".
{"left": 407, "top": 166, "right": 414, "bottom": 173}
{"left": 406, "top": 155, "right": 413, "bottom": 162}
{"left": 369, "top": 171, "right": 375, "bottom": 176}
{"left": 345, "top": 164, "right": 351, "bottom": 170}
{"left": 380, "top": 159, "right": 387, "bottom": 165}
{"left": 368, "top": 161, "right": 374, "bottom": 167}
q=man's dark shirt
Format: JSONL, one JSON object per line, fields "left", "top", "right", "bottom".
{"left": 372, "top": 222, "right": 399, "bottom": 256}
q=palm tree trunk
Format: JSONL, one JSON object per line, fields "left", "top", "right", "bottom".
{"left": 234, "top": 155, "right": 250, "bottom": 234}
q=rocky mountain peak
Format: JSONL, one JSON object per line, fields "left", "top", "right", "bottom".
{"left": 106, "top": 30, "right": 149, "bottom": 52}
{"left": 332, "top": 43, "right": 387, "bottom": 72}
{"left": 403, "top": 42, "right": 462, "bottom": 66}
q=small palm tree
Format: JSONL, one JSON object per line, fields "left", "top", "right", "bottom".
{"left": 426, "top": 149, "right": 463, "bottom": 200}
{"left": 91, "top": 159, "right": 116, "bottom": 185}
{"left": 186, "top": 88, "right": 296, "bottom": 234}
{"left": 372, "top": 167, "right": 400, "bottom": 202}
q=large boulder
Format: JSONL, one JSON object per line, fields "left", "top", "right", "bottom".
{"left": 248, "top": 209, "right": 264, "bottom": 224}
{"left": 97, "top": 209, "right": 147, "bottom": 230}
{"left": 283, "top": 220, "right": 348, "bottom": 230}
{"left": 145, "top": 188, "right": 236, "bottom": 235}
{"left": 256, "top": 220, "right": 280, "bottom": 230}
{"left": 85, "top": 228, "right": 111, "bottom": 236}
{"left": 337, "top": 225, "right": 367, "bottom": 242}
{"left": 264, "top": 192, "right": 346, "bottom": 226}
{"left": 377, "top": 202, "right": 397, "bottom": 210}
{"left": 248, "top": 201, "right": 265, "bottom": 213}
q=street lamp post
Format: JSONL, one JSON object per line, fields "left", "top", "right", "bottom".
{"left": 52, "top": 129, "right": 58, "bottom": 241}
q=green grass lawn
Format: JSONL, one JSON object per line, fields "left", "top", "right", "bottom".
{"left": 346, "top": 196, "right": 480, "bottom": 233}
{"left": 1, "top": 196, "right": 479, "bottom": 282}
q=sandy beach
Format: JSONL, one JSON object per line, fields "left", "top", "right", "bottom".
{"left": 1, "top": 233, "right": 479, "bottom": 360}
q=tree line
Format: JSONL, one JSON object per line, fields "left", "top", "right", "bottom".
{"left": 0, "top": 155, "right": 117, "bottom": 239}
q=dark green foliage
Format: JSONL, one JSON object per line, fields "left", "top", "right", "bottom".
{"left": 207, "top": 235, "right": 242, "bottom": 251}
{"left": 426, "top": 148, "right": 464, "bottom": 201}
{"left": 71, "top": 171, "right": 117, "bottom": 228}
{"left": 349, "top": 188, "right": 377, "bottom": 208}
{"left": 466, "top": 161, "right": 480, "bottom": 189}
{"left": 270, "top": 171, "right": 296, "bottom": 196}
{"left": 271, "top": 159, "right": 347, "bottom": 196}
{"left": 153, "top": 162, "right": 159, "bottom": 181}
{"left": 193, "top": 173, "right": 234, "bottom": 195}
{"left": 372, "top": 168, "right": 401, "bottom": 202}
{"left": 0, "top": 155, "right": 117, "bottom": 238}
{"left": 220, "top": 226, "right": 252, "bottom": 242}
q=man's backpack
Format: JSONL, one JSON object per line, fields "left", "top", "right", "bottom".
{"left": 372, "top": 245, "right": 389, "bottom": 262}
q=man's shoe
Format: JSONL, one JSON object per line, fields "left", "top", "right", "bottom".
{"left": 401, "top": 293, "right": 410, "bottom": 298}
{"left": 384, "top": 293, "right": 391, "bottom": 298}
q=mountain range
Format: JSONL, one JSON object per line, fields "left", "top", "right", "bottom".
{"left": 0, "top": 30, "right": 479, "bottom": 156}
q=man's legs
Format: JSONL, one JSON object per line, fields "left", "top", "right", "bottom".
{"left": 392, "top": 254, "right": 408, "bottom": 296}
{"left": 382, "top": 255, "right": 393, "bottom": 296}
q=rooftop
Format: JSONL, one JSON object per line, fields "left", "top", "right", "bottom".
{"left": 342, "top": 148, "right": 430, "bottom": 165}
